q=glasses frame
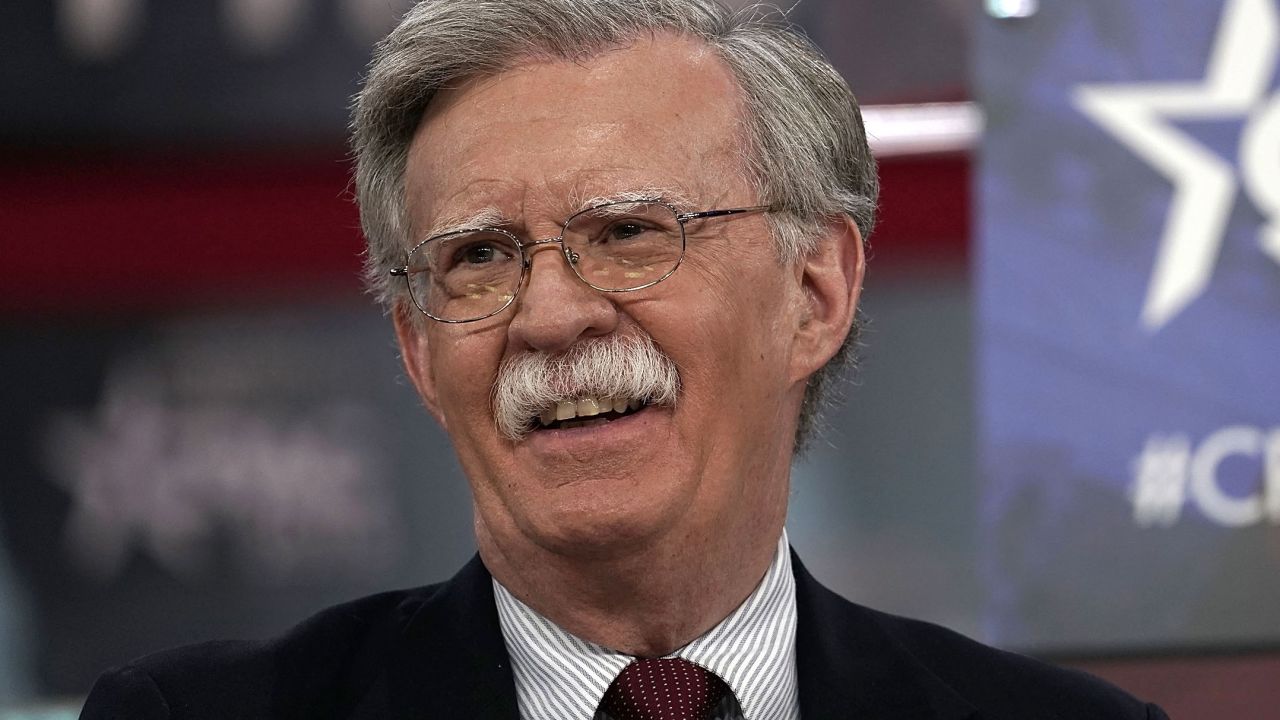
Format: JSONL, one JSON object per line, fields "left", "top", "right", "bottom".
{"left": 390, "top": 199, "right": 771, "bottom": 323}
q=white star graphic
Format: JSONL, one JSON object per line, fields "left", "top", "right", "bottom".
{"left": 1073, "top": 0, "right": 1279, "bottom": 331}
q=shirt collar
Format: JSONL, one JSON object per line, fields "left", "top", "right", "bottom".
{"left": 494, "top": 530, "right": 799, "bottom": 720}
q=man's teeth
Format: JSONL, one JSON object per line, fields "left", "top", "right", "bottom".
{"left": 538, "top": 397, "right": 644, "bottom": 426}
{"left": 555, "top": 400, "right": 575, "bottom": 421}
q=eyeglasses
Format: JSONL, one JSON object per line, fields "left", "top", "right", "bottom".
{"left": 391, "top": 199, "right": 770, "bottom": 323}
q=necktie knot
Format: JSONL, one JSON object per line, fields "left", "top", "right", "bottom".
{"left": 599, "top": 657, "right": 730, "bottom": 720}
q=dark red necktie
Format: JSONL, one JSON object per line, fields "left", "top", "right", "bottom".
{"left": 598, "top": 657, "right": 730, "bottom": 720}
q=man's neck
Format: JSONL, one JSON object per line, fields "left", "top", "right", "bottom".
{"left": 476, "top": 516, "right": 785, "bottom": 657}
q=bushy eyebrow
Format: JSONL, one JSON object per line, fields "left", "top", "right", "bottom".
{"left": 574, "top": 186, "right": 697, "bottom": 213}
{"left": 424, "top": 186, "right": 698, "bottom": 238}
{"left": 426, "top": 206, "right": 509, "bottom": 238}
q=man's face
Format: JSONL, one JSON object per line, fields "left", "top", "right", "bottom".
{"left": 396, "top": 35, "right": 854, "bottom": 563}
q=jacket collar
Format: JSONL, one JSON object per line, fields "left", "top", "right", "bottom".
{"left": 792, "top": 551, "right": 976, "bottom": 720}
{"left": 387, "top": 552, "right": 976, "bottom": 720}
{"left": 387, "top": 555, "right": 520, "bottom": 720}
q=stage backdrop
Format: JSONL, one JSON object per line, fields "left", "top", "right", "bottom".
{"left": 977, "top": 0, "right": 1280, "bottom": 651}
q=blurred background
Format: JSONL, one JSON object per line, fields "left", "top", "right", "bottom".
{"left": 2, "top": 0, "right": 1277, "bottom": 717}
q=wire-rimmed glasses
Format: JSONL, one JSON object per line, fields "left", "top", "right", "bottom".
{"left": 391, "top": 199, "right": 770, "bottom": 323}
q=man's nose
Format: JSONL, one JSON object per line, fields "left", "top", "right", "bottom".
{"left": 506, "top": 241, "right": 619, "bottom": 354}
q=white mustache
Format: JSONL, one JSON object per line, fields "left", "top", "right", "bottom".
{"left": 492, "top": 333, "right": 680, "bottom": 440}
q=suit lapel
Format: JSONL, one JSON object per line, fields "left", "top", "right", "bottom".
{"left": 792, "top": 551, "right": 976, "bottom": 720}
{"left": 387, "top": 555, "right": 520, "bottom": 720}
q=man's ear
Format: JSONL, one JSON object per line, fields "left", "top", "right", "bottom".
{"left": 392, "top": 302, "right": 448, "bottom": 429}
{"left": 789, "top": 215, "right": 865, "bottom": 384}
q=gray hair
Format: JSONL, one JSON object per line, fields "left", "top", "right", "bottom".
{"left": 352, "top": 0, "right": 877, "bottom": 451}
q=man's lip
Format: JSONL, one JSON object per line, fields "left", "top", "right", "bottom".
{"left": 533, "top": 402, "right": 652, "bottom": 434}
{"left": 535, "top": 401, "right": 646, "bottom": 431}
{"left": 519, "top": 403, "right": 665, "bottom": 455}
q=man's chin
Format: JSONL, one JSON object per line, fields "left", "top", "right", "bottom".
{"left": 506, "top": 496, "right": 688, "bottom": 563}
{"left": 535, "top": 522, "right": 670, "bottom": 562}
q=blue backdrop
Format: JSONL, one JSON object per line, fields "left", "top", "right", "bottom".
{"left": 978, "top": 0, "right": 1280, "bottom": 650}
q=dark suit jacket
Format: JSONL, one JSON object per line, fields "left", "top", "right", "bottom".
{"left": 82, "top": 553, "right": 1168, "bottom": 719}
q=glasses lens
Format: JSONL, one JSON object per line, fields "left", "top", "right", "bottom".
{"left": 562, "top": 201, "right": 684, "bottom": 291}
{"left": 406, "top": 230, "right": 522, "bottom": 321}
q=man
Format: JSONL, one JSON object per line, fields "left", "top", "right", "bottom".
{"left": 82, "top": 1, "right": 1168, "bottom": 718}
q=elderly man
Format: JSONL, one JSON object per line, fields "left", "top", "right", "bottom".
{"left": 83, "top": 1, "right": 1167, "bottom": 718}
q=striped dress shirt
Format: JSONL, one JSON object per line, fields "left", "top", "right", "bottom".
{"left": 493, "top": 531, "right": 800, "bottom": 720}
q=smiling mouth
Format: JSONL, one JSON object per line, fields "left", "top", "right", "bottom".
{"left": 535, "top": 396, "right": 648, "bottom": 431}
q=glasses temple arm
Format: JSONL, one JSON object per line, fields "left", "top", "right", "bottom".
{"left": 676, "top": 205, "right": 773, "bottom": 223}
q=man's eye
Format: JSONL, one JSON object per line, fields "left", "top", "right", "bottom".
{"left": 462, "top": 244, "right": 496, "bottom": 263}
{"left": 603, "top": 221, "right": 652, "bottom": 243}
{"left": 453, "top": 241, "right": 508, "bottom": 266}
